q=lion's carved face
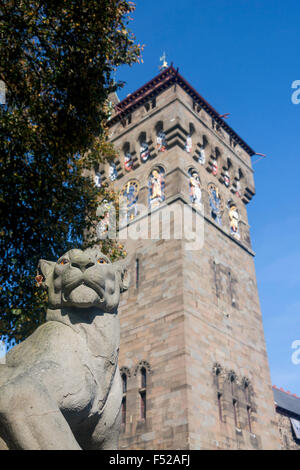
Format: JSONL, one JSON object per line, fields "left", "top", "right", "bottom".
{"left": 37, "top": 248, "right": 129, "bottom": 311}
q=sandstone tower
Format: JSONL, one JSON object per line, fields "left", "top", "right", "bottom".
{"left": 101, "top": 65, "right": 280, "bottom": 449}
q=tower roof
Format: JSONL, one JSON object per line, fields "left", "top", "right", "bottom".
{"left": 109, "top": 65, "right": 255, "bottom": 157}
{"left": 273, "top": 385, "right": 300, "bottom": 416}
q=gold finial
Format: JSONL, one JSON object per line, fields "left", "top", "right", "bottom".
{"left": 159, "top": 52, "right": 168, "bottom": 71}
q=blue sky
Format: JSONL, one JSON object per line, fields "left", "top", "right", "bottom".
{"left": 117, "top": 0, "right": 300, "bottom": 395}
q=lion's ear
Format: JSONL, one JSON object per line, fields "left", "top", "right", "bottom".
{"left": 36, "top": 259, "right": 55, "bottom": 286}
{"left": 114, "top": 258, "right": 131, "bottom": 293}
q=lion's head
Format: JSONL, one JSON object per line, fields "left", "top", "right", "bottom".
{"left": 37, "top": 248, "right": 129, "bottom": 312}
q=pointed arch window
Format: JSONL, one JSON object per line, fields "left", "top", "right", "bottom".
{"left": 229, "top": 372, "right": 236, "bottom": 396}
{"left": 243, "top": 378, "right": 253, "bottom": 433}
{"left": 229, "top": 372, "right": 240, "bottom": 429}
{"left": 213, "top": 364, "right": 223, "bottom": 423}
{"left": 244, "top": 379, "right": 251, "bottom": 403}
{"left": 247, "top": 405, "right": 252, "bottom": 433}
{"left": 233, "top": 398, "right": 239, "bottom": 428}
{"left": 215, "top": 366, "right": 221, "bottom": 390}
{"left": 135, "top": 258, "right": 140, "bottom": 289}
{"left": 139, "top": 367, "right": 147, "bottom": 420}
{"left": 121, "top": 372, "right": 128, "bottom": 430}
{"left": 218, "top": 392, "right": 223, "bottom": 423}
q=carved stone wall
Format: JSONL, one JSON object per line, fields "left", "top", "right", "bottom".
{"left": 276, "top": 408, "right": 300, "bottom": 450}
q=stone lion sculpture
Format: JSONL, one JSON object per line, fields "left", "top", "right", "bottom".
{"left": 0, "top": 248, "right": 129, "bottom": 450}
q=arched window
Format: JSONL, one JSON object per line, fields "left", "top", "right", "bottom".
{"left": 233, "top": 398, "right": 239, "bottom": 428}
{"left": 122, "top": 372, "right": 127, "bottom": 394}
{"left": 140, "top": 367, "right": 147, "bottom": 420}
{"left": 141, "top": 367, "right": 147, "bottom": 389}
{"left": 243, "top": 378, "right": 253, "bottom": 433}
{"left": 243, "top": 378, "right": 251, "bottom": 403}
{"left": 246, "top": 405, "right": 252, "bottom": 433}
{"left": 228, "top": 372, "right": 240, "bottom": 429}
{"left": 213, "top": 365, "right": 223, "bottom": 423}
{"left": 226, "top": 158, "right": 232, "bottom": 170}
{"left": 202, "top": 135, "right": 208, "bottom": 148}
{"left": 189, "top": 123, "right": 195, "bottom": 136}
{"left": 121, "top": 373, "right": 127, "bottom": 430}
{"left": 155, "top": 121, "right": 163, "bottom": 135}
{"left": 134, "top": 361, "right": 151, "bottom": 421}
{"left": 218, "top": 392, "right": 223, "bottom": 423}
{"left": 135, "top": 258, "right": 140, "bottom": 289}
{"left": 229, "top": 372, "right": 237, "bottom": 396}
{"left": 215, "top": 365, "right": 221, "bottom": 390}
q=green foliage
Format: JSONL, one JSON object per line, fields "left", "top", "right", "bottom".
{"left": 0, "top": 1, "right": 141, "bottom": 343}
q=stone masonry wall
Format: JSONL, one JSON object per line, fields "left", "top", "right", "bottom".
{"left": 276, "top": 408, "right": 300, "bottom": 450}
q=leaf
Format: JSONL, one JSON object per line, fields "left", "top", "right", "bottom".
{"left": 0, "top": 0, "right": 140, "bottom": 344}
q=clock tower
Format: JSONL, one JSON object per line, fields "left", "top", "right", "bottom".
{"left": 100, "top": 66, "right": 280, "bottom": 449}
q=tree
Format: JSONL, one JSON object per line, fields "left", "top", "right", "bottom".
{"left": 0, "top": 1, "right": 141, "bottom": 343}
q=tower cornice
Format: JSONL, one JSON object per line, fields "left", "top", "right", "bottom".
{"left": 109, "top": 65, "right": 256, "bottom": 157}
